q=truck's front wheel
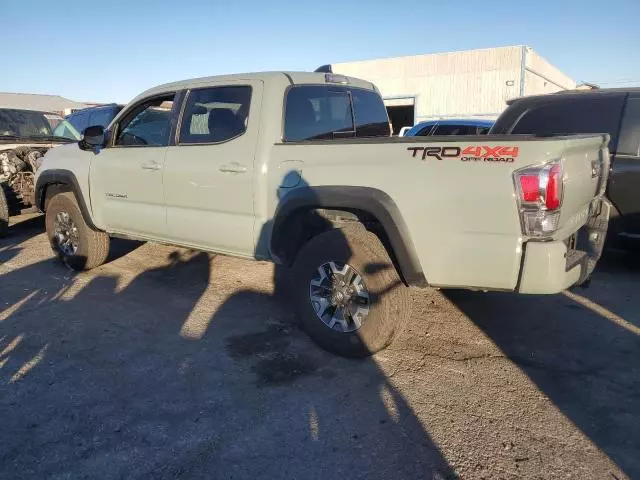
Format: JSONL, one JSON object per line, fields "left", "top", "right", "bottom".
{"left": 45, "top": 192, "right": 110, "bottom": 270}
{"left": 292, "top": 226, "right": 410, "bottom": 358}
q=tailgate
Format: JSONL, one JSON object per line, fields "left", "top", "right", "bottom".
{"left": 515, "top": 134, "right": 611, "bottom": 291}
{"left": 555, "top": 134, "right": 611, "bottom": 284}
{"left": 551, "top": 134, "right": 610, "bottom": 241}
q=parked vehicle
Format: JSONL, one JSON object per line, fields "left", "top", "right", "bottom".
{"left": 66, "top": 103, "right": 124, "bottom": 134}
{"left": 36, "top": 71, "right": 610, "bottom": 357}
{"left": 0, "top": 107, "right": 80, "bottom": 236}
{"left": 398, "top": 126, "right": 413, "bottom": 137}
{"left": 405, "top": 119, "right": 494, "bottom": 137}
{"left": 491, "top": 88, "right": 640, "bottom": 247}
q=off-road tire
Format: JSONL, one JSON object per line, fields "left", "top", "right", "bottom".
{"left": 45, "top": 192, "right": 110, "bottom": 270}
{"left": 0, "top": 184, "right": 8, "bottom": 238}
{"left": 292, "top": 225, "right": 410, "bottom": 358}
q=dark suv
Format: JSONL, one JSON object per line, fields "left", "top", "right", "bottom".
{"left": 491, "top": 88, "right": 640, "bottom": 246}
{"left": 66, "top": 103, "right": 124, "bottom": 134}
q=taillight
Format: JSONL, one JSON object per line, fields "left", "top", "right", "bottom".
{"left": 545, "top": 163, "right": 562, "bottom": 210}
{"left": 514, "top": 161, "right": 564, "bottom": 237}
{"left": 519, "top": 175, "right": 540, "bottom": 202}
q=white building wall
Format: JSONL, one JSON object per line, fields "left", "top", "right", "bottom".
{"left": 332, "top": 46, "right": 576, "bottom": 123}
{"left": 522, "top": 48, "right": 576, "bottom": 96}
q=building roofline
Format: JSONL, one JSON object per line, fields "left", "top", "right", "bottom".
{"left": 331, "top": 45, "right": 531, "bottom": 66}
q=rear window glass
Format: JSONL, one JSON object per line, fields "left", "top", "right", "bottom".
{"left": 67, "top": 110, "right": 89, "bottom": 133}
{"left": 409, "top": 124, "right": 434, "bottom": 136}
{"left": 433, "top": 124, "right": 487, "bottom": 135}
{"left": 284, "top": 86, "right": 389, "bottom": 141}
{"left": 351, "top": 89, "right": 391, "bottom": 137}
{"left": 90, "top": 107, "right": 119, "bottom": 129}
{"left": 511, "top": 96, "right": 625, "bottom": 150}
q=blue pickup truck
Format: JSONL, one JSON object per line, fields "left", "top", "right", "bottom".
{"left": 403, "top": 119, "right": 494, "bottom": 137}
{"left": 66, "top": 104, "right": 124, "bottom": 134}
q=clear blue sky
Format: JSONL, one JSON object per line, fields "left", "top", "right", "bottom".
{"left": 2, "top": 0, "right": 639, "bottom": 103}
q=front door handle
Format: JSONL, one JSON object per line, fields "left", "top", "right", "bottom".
{"left": 219, "top": 162, "right": 247, "bottom": 174}
{"left": 141, "top": 161, "right": 162, "bottom": 171}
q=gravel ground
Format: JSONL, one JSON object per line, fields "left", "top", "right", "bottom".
{"left": 1, "top": 214, "right": 638, "bottom": 480}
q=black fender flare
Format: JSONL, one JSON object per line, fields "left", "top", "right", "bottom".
{"left": 35, "top": 169, "right": 99, "bottom": 230}
{"left": 271, "top": 186, "right": 427, "bottom": 287}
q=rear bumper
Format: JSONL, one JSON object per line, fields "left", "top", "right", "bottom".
{"left": 518, "top": 241, "right": 581, "bottom": 294}
{"left": 518, "top": 199, "right": 611, "bottom": 294}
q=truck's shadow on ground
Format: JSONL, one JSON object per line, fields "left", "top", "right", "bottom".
{"left": 4, "top": 205, "right": 638, "bottom": 478}
{"left": 0, "top": 219, "right": 455, "bottom": 479}
{"left": 445, "top": 252, "right": 640, "bottom": 478}
{"left": 0, "top": 213, "right": 45, "bottom": 262}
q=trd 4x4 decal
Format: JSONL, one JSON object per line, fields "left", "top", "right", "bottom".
{"left": 407, "top": 146, "right": 460, "bottom": 160}
{"left": 461, "top": 146, "right": 519, "bottom": 163}
{"left": 408, "top": 146, "right": 519, "bottom": 163}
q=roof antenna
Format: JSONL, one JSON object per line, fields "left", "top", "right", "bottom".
{"left": 314, "top": 65, "right": 333, "bottom": 73}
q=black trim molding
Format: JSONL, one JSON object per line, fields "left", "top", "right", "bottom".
{"left": 271, "top": 186, "right": 426, "bottom": 287}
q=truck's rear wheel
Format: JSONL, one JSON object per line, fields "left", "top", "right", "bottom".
{"left": 292, "top": 226, "right": 410, "bottom": 358}
{"left": 45, "top": 192, "right": 109, "bottom": 270}
{"left": 0, "top": 184, "right": 8, "bottom": 238}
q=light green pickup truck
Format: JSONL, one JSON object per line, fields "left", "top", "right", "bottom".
{"left": 34, "top": 71, "right": 611, "bottom": 357}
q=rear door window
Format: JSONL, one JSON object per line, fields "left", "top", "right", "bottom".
{"left": 285, "top": 87, "right": 353, "bottom": 141}
{"left": 284, "top": 86, "right": 389, "bottom": 141}
{"left": 511, "top": 95, "right": 626, "bottom": 151}
{"left": 178, "top": 86, "right": 252, "bottom": 144}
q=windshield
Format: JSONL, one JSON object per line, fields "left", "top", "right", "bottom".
{"left": 0, "top": 108, "right": 81, "bottom": 141}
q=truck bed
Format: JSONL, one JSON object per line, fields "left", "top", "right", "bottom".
{"left": 270, "top": 133, "right": 609, "bottom": 291}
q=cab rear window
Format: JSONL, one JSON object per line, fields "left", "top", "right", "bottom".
{"left": 284, "top": 85, "right": 390, "bottom": 141}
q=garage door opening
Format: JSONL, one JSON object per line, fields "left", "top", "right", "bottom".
{"left": 386, "top": 105, "right": 415, "bottom": 135}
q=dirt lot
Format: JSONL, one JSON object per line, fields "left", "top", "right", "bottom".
{"left": 1, "top": 213, "right": 638, "bottom": 480}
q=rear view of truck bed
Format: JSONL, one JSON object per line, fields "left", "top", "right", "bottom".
{"left": 271, "top": 133, "right": 611, "bottom": 293}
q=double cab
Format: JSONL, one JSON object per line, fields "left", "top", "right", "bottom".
{"left": 35, "top": 71, "right": 611, "bottom": 357}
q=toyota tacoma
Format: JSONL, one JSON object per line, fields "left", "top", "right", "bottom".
{"left": 35, "top": 71, "right": 611, "bottom": 357}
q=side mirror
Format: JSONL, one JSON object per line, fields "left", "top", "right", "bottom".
{"left": 79, "top": 125, "right": 106, "bottom": 151}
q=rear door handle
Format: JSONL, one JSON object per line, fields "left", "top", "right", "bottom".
{"left": 141, "top": 161, "right": 162, "bottom": 171}
{"left": 219, "top": 162, "right": 247, "bottom": 174}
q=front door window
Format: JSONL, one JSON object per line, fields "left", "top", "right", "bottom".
{"left": 115, "top": 96, "right": 175, "bottom": 147}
